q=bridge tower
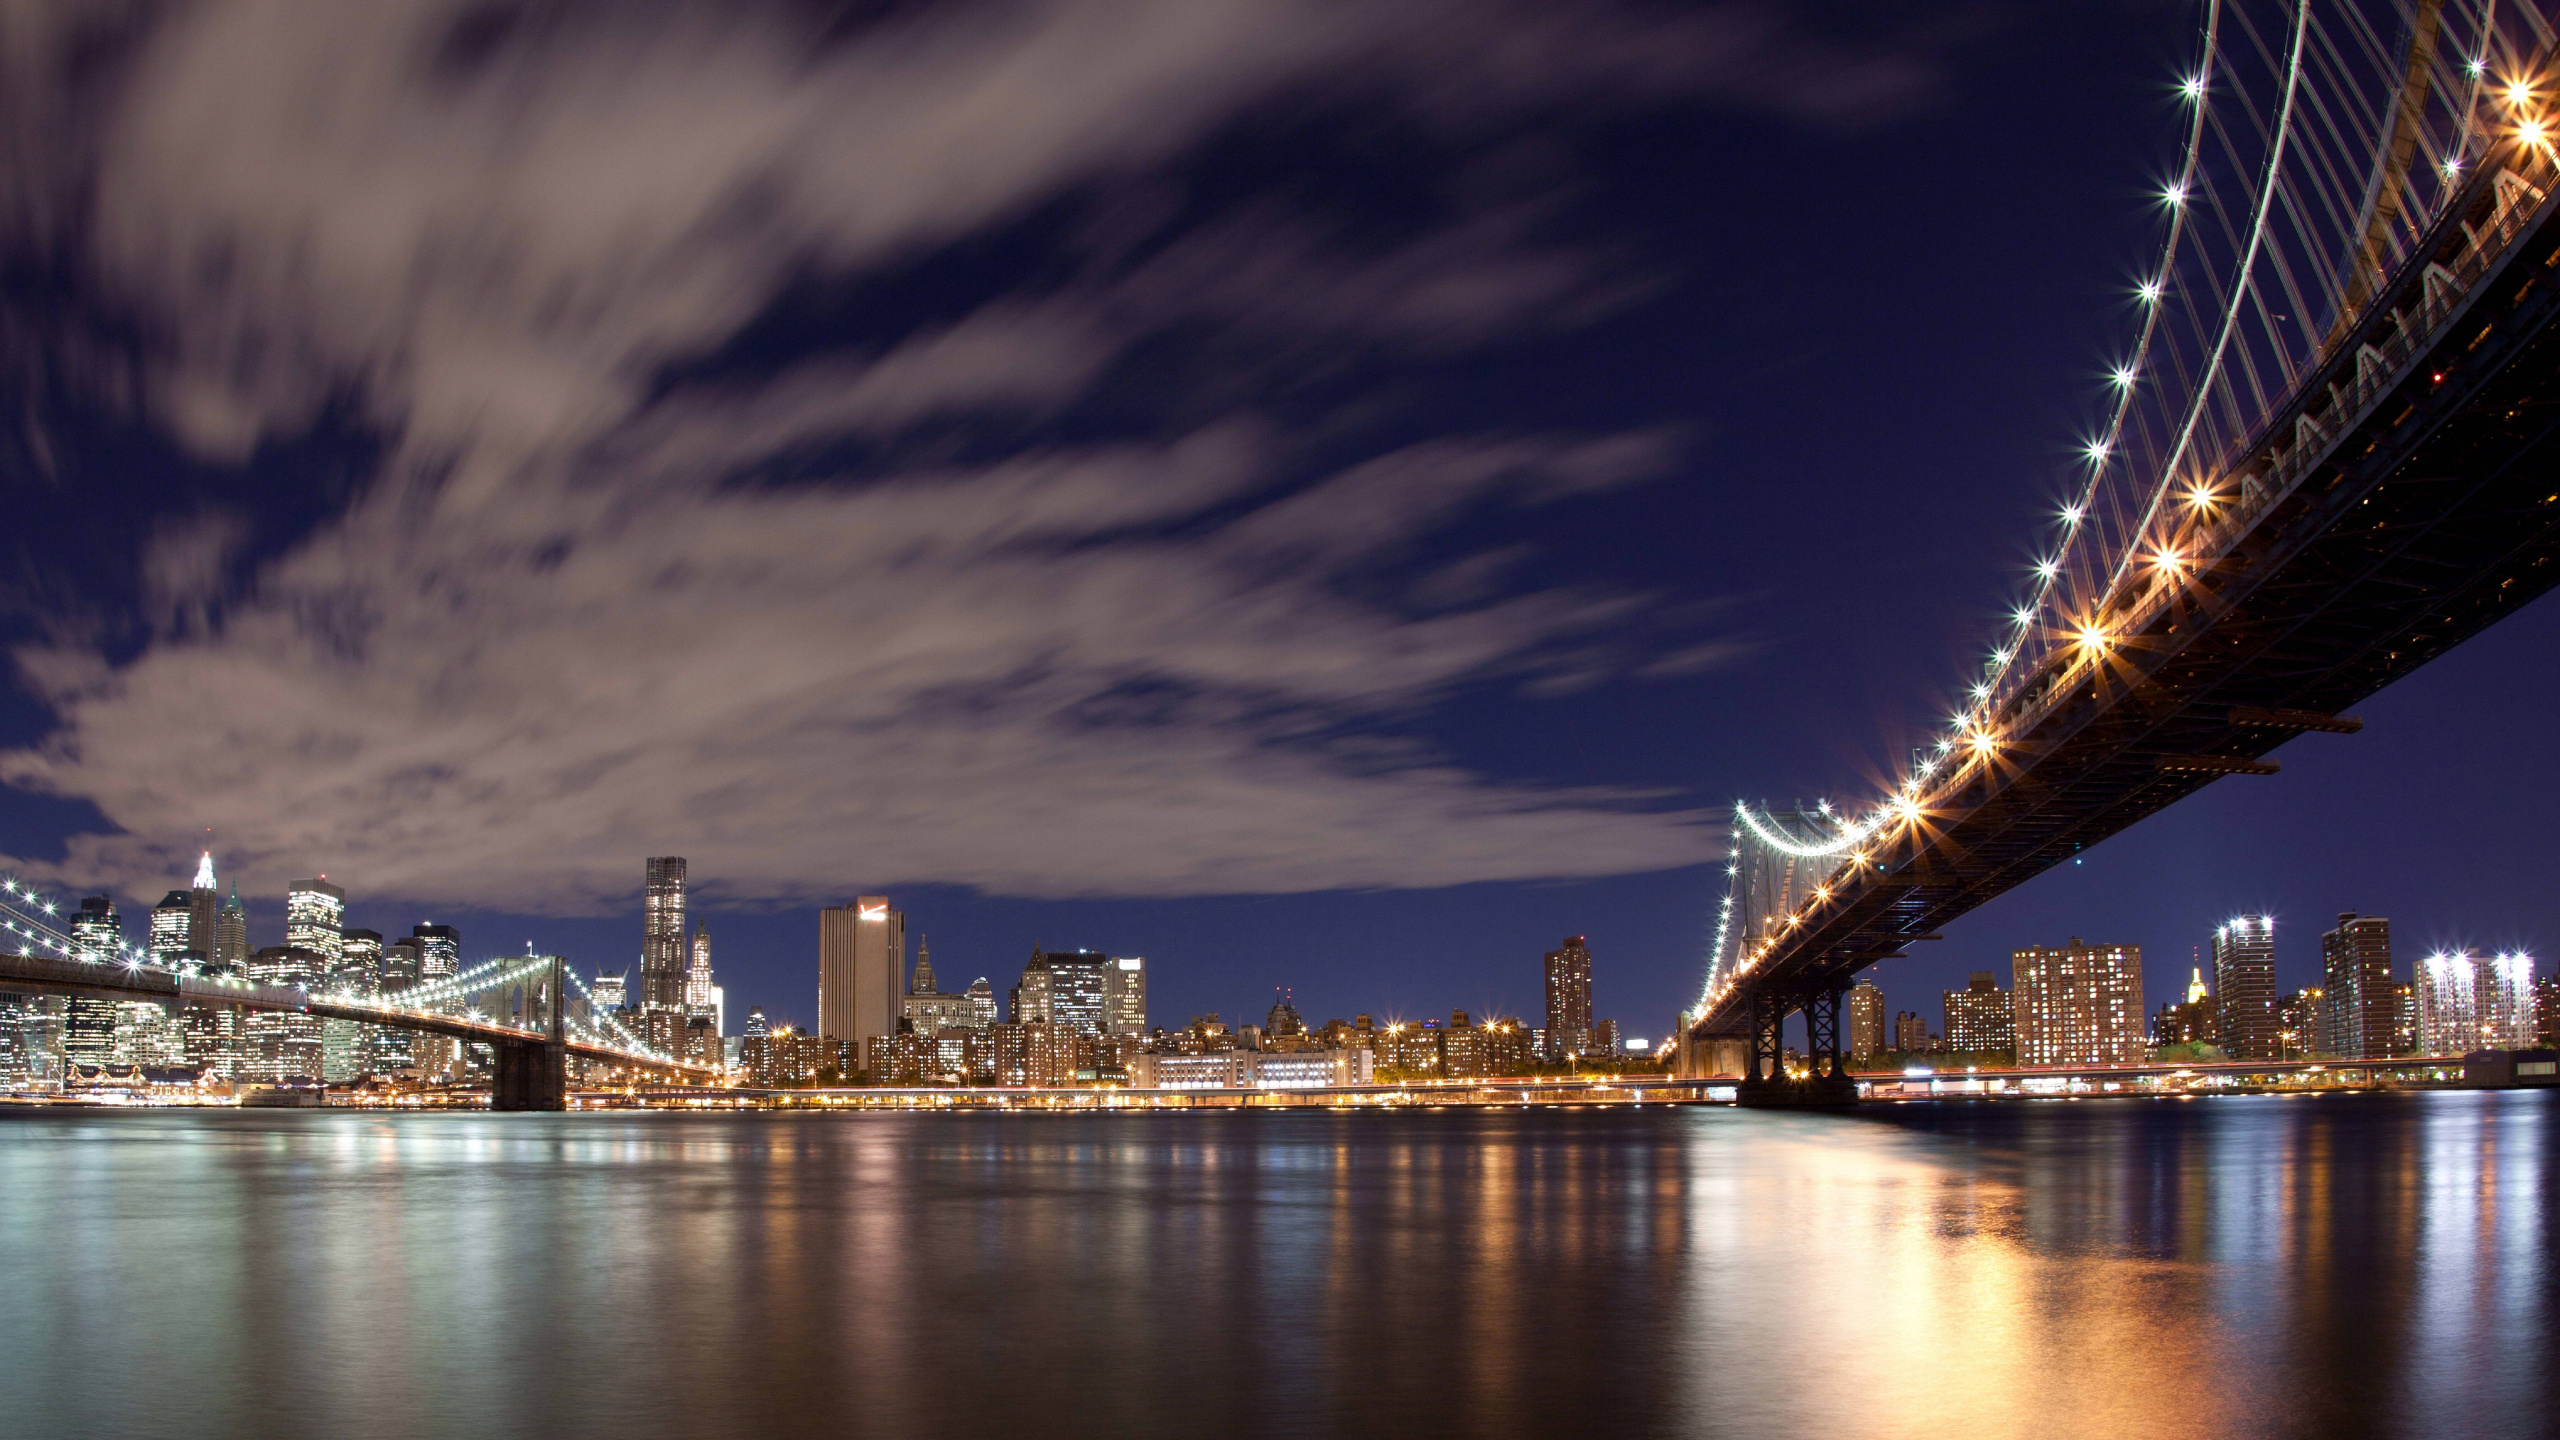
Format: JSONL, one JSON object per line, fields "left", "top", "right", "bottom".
{"left": 490, "top": 952, "right": 568, "bottom": 1112}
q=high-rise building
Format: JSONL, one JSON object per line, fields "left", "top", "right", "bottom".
{"left": 244, "top": 946, "right": 327, "bottom": 1080}
{"left": 744, "top": 1006, "right": 769, "bottom": 1038}
{"left": 2319, "top": 913, "right": 2394, "bottom": 1060}
{"left": 1944, "top": 972, "right": 2015, "bottom": 1054}
{"left": 686, "top": 923, "right": 716, "bottom": 1017}
{"left": 148, "top": 890, "right": 194, "bottom": 966}
{"left": 2213, "top": 916, "right": 2278, "bottom": 1060}
{"left": 63, "top": 897, "right": 122, "bottom": 1073}
{"left": 2277, "top": 987, "right": 2324, "bottom": 1059}
{"left": 905, "top": 941, "right": 982, "bottom": 1032}
{"left": 966, "top": 977, "right": 998, "bottom": 1031}
{"left": 817, "top": 897, "right": 903, "bottom": 1046}
{"left": 1266, "top": 988, "right": 1305, "bottom": 1038}
{"left": 188, "top": 851, "right": 219, "bottom": 966}
{"left": 2414, "top": 949, "right": 2478, "bottom": 1055}
{"left": 590, "top": 968, "right": 627, "bottom": 1011}
{"left": 2012, "top": 939, "right": 2144, "bottom": 1067}
{"left": 1109, "top": 955, "right": 1147, "bottom": 1037}
{"left": 641, "top": 857, "right": 688, "bottom": 1014}
{"left": 2157, "top": 966, "right": 2217, "bottom": 1048}
{"left": 1892, "top": 1011, "right": 1931, "bottom": 1054}
{"left": 2536, "top": 974, "right": 2560, "bottom": 1048}
{"left": 2480, "top": 951, "right": 2537, "bottom": 1049}
{"left": 408, "top": 924, "right": 463, "bottom": 1076}
{"left": 287, "top": 878, "right": 348, "bottom": 977}
{"left": 1847, "top": 981, "right": 1884, "bottom": 1061}
{"left": 1544, "top": 937, "right": 1594, "bottom": 1058}
{"left": 214, "top": 883, "right": 248, "bottom": 968}
{"left": 1012, "top": 951, "right": 1052, "bottom": 1025}
{"left": 1040, "top": 950, "right": 1113, "bottom": 1036}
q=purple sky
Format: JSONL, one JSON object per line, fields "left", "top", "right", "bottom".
{"left": 1, "top": 1, "right": 2552, "bottom": 1039}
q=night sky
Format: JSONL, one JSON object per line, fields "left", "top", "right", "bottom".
{"left": 1, "top": 1, "right": 2551, "bottom": 1042}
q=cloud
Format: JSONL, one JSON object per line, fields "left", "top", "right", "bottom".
{"left": 0, "top": 0, "right": 1934, "bottom": 909}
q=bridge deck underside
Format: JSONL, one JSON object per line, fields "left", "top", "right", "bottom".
{"left": 1700, "top": 173, "right": 2560, "bottom": 1037}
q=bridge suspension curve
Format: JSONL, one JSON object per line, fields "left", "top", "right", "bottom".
{"left": 1693, "top": 0, "right": 2560, "bottom": 1033}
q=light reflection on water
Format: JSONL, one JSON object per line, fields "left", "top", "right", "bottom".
{"left": 0, "top": 1093, "right": 2550, "bottom": 1439}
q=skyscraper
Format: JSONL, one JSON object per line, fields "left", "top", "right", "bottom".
{"left": 64, "top": 897, "right": 122, "bottom": 1072}
{"left": 188, "top": 851, "right": 218, "bottom": 967}
{"left": 2319, "top": 913, "right": 2394, "bottom": 1059}
{"left": 286, "top": 878, "right": 348, "bottom": 978}
{"left": 1040, "top": 950, "right": 1114, "bottom": 1036}
{"left": 1847, "top": 981, "right": 1885, "bottom": 1061}
{"left": 2213, "top": 916, "right": 2278, "bottom": 1060}
{"left": 148, "top": 890, "right": 194, "bottom": 965}
{"left": 1012, "top": 950, "right": 1052, "bottom": 1025}
{"left": 214, "top": 883, "right": 248, "bottom": 968}
{"left": 1109, "top": 955, "right": 1147, "bottom": 1036}
{"left": 1943, "top": 972, "right": 2015, "bottom": 1054}
{"left": 641, "top": 857, "right": 688, "bottom": 1014}
{"left": 2480, "top": 951, "right": 2537, "bottom": 1049}
{"left": 1544, "top": 936, "right": 1594, "bottom": 1058}
{"left": 686, "top": 922, "right": 716, "bottom": 1017}
{"left": 2012, "top": 939, "right": 2144, "bottom": 1067}
{"left": 817, "top": 897, "right": 902, "bottom": 1046}
{"left": 2414, "top": 949, "right": 2478, "bottom": 1055}
{"left": 966, "top": 977, "right": 998, "bottom": 1031}
{"left": 244, "top": 946, "right": 326, "bottom": 1081}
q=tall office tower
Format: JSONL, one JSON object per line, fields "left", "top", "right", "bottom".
{"left": 2318, "top": 913, "right": 2395, "bottom": 1059}
{"left": 590, "top": 969, "right": 627, "bottom": 1011}
{"left": 2414, "top": 950, "right": 2478, "bottom": 1054}
{"left": 684, "top": 922, "right": 717, "bottom": 1017}
{"left": 745, "top": 1006, "right": 769, "bottom": 1038}
{"left": 1544, "top": 936, "right": 1595, "bottom": 1058}
{"left": 188, "top": 851, "right": 218, "bottom": 962}
{"left": 641, "top": 858, "right": 689, "bottom": 1014}
{"left": 2480, "top": 951, "right": 2537, "bottom": 1048}
{"left": 244, "top": 946, "right": 327, "bottom": 1080}
{"left": 966, "top": 977, "right": 998, "bottom": 1031}
{"left": 2537, "top": 975, "right": 2560, "bottom": 1047}
{"left": 63, "top": 897, "right": 121, "bottom": 1072}
{"left": 286, "top": 878, "right": 348, "bottom": 977}
{"left": 911, "top": 939, "right": 940, "bottom": 996}
{"left": 1847, "top": 981, "right": 1885, "bottom": 1060}
{"left": 1109, "top": 956, "right": 1147, "bottom": 1036}
{"left": 1943, "top": 972, "right": 2016, "bottom": 1054}
{"left": 337, "top": 927, "right": 396, "bottom": 1078}
{"left": 904, "top": 941, "right": 982, "bottom": 1032}
{"left": 413, "top": 924, "right": 461, "bottom": 984}
{"left": 149, "top": 890, "right": 194, "bottom": 964}
{"left": 2212, "top": 916, "right": 2279, "bottom": 1060}
{"left": 1011, "top": 949, "right": 1053, "bottom": 1025}
{"left": 2012, "top": 939, "right": 2145, "bottom": 1067}
{"left": 1265, "top": 988, "right": 1305, "bottom": 1038}
{"left": 1040, "top": 950, "right": 1113, "bottom": 1035}
{"left": 383, "top": 935, "right": 426, "bottom": 993}
{"left": 817, "top": 897, "right": 902, "bottom": 1045}
{"left": 214, "top": 883, "right": 248, "bottom": 968}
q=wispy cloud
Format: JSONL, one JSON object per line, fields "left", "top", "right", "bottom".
{"left": 0, "top": 0, "right": 1951, "bottom": 909}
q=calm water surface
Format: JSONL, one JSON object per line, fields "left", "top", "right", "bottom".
{"left": 1, "top": 1093, "right": 2554, "bottom": 1439}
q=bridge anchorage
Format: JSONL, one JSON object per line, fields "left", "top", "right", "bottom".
{"left": 1686, "top": 1, "right": 2560, "bottom": 1104}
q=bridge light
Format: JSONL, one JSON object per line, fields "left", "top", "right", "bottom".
{"left": 2188, "top": 483, "right": 2216, "bottom": 509}
{"left": 2037, "top": 559, "right": 2060, "bottom": 580}
{"left": 2507, "top": 80, "right": 2533, "bottom": 107}
{"left": 1970, "top": 731, "right": 1998, "bottom": 755}
{"left": 2110, "top": 366, "right": 2136, "bottom": 389}
{"left": 2180, "top": 75, "right": 2204, "bottom": 100}
{"left": 1994, "top": 646, "right": 2013, "bottom": 663}
{"left": 2526, "top": 120, "right": 2550, "bottom": 147}
{"left": 2137, "top": 280, "right": 2162, "bottom": 304}
{"left": 2085, "top": 439, "right": 2110, "bottom": 462}
{"left": 2162, "top": 183, "right": 2187, "bottom": 208}
{"left": 2076, "top": 624, "right": 2108, "bottom": 651}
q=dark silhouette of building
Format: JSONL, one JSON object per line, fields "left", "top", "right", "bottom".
{"left": 2320, "top": 913, "right": 2396, "bottom": 1059}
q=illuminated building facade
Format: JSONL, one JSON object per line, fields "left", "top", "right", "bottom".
{"left": 2414, "top": 949, "right": 2478, "bottom": 1055}
{"left": 1943, "top": 972, "right": 2014, "bottom": 1054}
{"left": 905, "top": 942, "right": 982, "bottom": 1033}
{"left": 817, "top": 896, "right": 902, "bottom": 1047}
{"left": 63, "top": 897, "right": 121, "bottom": 1073}
{"left": 1110, "top": 956, "right": 1146, "bottom": 1037}
{"left": 2277, "top": 988, "right": 2323, "bottom": 1059}
{"left": 2319, "top": 912, "right": 2395, "bottom": 1059}
{"left": 685, "top": 922, "right": 717, "bottom": 1021}
{"left": 1040, "top": 950, "right": 1113, "bottom": 1036}
{"left": 640, "top": 857, "right": 688, "bottom": 1014}
{"left": 1847, "top": 981, "right": 1884, "bottom": 1061}
{"left": 2213, "top": 916, "right": 2278, "bottom": 1060}
{"left": 244, "top": 945, "right": 327, "bottom": 1080}
{"left": 1544, "top": 936, "right": 1593, "bottom": 1058}
{"left": 2012, "top": 939, "right": 2144, "bottom": 1067}
{"left": 2480, "top": 951, "right": 2537, "bottom": 1049}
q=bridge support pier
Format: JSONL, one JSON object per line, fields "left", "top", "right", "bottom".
{"left": 492, "top": 1039, "right": 567, "bottom": 1112}
{"left": 1734, "top": 985, "right": 1861, "bottom": 1109}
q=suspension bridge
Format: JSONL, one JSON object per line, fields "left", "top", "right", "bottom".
{"left": 0, "top": 884, "right": 716, "bottom": 1108}
{"left": 1687, "top": 0, "right": 2560, "bottom": 1102}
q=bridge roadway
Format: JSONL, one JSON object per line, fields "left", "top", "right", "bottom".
{"left": 0, "top": 950, "right": 718, "bottom": 1106}
{"left": 1695, "top": 149, "right": 2560, "bottom": 1091}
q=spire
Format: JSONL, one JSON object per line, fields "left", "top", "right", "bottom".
{"left": 192, "top": 851, "right": 216, "bottom": 891}
{"left": 912, "top": 938, "right": 938, "bottom": 996}
{"left": 222, "top": 881, "right": 242, "bottom": 912}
